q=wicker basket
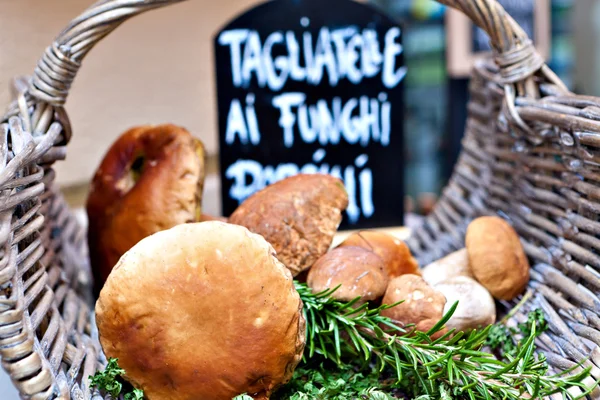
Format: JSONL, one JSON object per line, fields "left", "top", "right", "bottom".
{"left": 1, "top": 0, "right": 599, "bottom": 398}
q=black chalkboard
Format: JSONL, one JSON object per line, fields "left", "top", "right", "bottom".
{"left": 214, "top": 0, "right": 406, "bottom": 229}
{"left": 472, "top": 0, "right": 535, "bottom": 52}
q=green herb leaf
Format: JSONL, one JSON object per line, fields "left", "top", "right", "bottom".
{"left": 89, "top": 358, "right": 145, "bottom": 399}
{"left": 89, "top": 358, "right": 125, "bottom": 397}
{"left": 124, "top": 388, "right": 145, "bottom": 400}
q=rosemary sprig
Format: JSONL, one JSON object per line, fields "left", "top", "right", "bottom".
{"left": 294, "top": 281, "right": 593, "bottom": 399}
{"left": 89, "top": 358, "right": 144, "bottom": 399}
{"left": 485, "top": 308, "right": 548, "bottom": 359}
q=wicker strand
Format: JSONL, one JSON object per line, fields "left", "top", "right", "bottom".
{"left": 495, "top": 40, "right": 545, "bottom": 84}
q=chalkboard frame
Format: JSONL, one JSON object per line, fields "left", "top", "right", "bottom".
{"left": 445, "top": 0, "right": 551, "bottom": 78}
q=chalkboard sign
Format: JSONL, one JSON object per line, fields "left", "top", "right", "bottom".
{"left": 214, "top": 0, "right": 406, "bottom": 229}
{"left": 446, "top": 0, "right": 550, "bottom": 78}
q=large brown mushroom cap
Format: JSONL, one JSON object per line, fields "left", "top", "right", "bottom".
{"left": 229, "top": 174, "right": 349, "bottom": 276}
{"left": 95, "top": 222, "right": 305, "bottom": 400}
{"left": 307, "top": 246, "right": 388, "bottom": 304}
{"left": 381, "top": 274, "right": 447, "bottom": 338}
{"left": 338, "top": 231, "right": 419, "bottom": 278}
{"left": 465, "top": 216, "right": 530, "bottom": 300}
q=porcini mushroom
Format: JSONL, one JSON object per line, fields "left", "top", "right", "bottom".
{"left": 433, "top": 276, "right": 496, "bottom": 332}
{"left": 95, "top": 222, "right": 305, "bottom": 400}
{"left": 338, "top": 230, "right": 420, "bottom": 278}
{"left": 381, "top": 274, "right": 447, "bottom": 338}
{"left": 229, "top": 174, "right": 348, "bottom": 276}
{"left": 307, "top": 246, "right": 388, "bottom": 305}
{"left": 421, "top": 248, "right": 473, "bottom": 286}
{"left": 465, "top": 216, "right": 530, "bottom": 300}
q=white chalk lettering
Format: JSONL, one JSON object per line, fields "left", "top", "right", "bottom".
{"left": 225, "top": 99, "right": 248, "bottom": 145}
{"left": 310, "top": 28, "right": 338, "bottom": 85}
{"left": 341, "top": 98, "right": 360, "bottom": 144}
{"left": 317, "top": 98, "right": 340, "bottom": 145}
{"left": 359, "top": 96, "right": 377, "bottom": 146}
{"left": 264, "top": 32, "right": 288, "bottom": 91}
{"left": 381, "top": 96, "right": 391, "bottom": 146}
{"left": 286, "top": 31, "right": 306, "bottom": 81}
{"left": 355, "top": 154, "right": 374, "bottom": 218}
{"left": 362, "top": 30, "right": 383, "bottom": 78}
{"left": 382, "top": 28, "right": 407, "bottom": 89}
{"left": 346, "top": 34, "right": 363, "bottom": 84}
{"left": 242, "top": 31, "right": 267, "bottom": 87}
{"left": 218, "top": 29, "right": 249, "bottom": 87}
{"left": 298, "top": 103, "right": 318, "bottom": 143}
{"left": 226, "top": 149, "right": 374, "bottom": 223}
{"left": 218, "top": 26, "right": 406, "bottom": 88}
{"left": 330, "top": 27, "right": 356, "bottom": 79}
{"left": 244, "top": 94, "right": 261, "bottom": 145}
{"left": 272, "top": 92, "right": 306, "bottom": 147}
{"left": 344, "top": 165, "right": 359, "bottom": 223}
{"left": 224, "top": 97, "right": 261, "bottom": 145}
{"left": 272, "top": 93, "right": 391, "bottom": 147}
{"left": 225, "top": 159, "right": 262, "bottom": 200}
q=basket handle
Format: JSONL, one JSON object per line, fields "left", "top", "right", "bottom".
{"left": 437, "top": 0, "right": 546, "bottom": 85}
{"left": 29, "top": 0, "right": 187, "bottom": 106}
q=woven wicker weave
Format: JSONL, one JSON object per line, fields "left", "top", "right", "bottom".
{"left": 1, "top": 0, "right": 599, "bottom": 398}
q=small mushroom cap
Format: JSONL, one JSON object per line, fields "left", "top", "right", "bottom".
{"left": 307, "top": 246, "right": 388, "bottom": 304}
{"left": 381, "top": 274, "right": 447, "bottom": 338}
{"left": 229, "top": 174, "right": 348, "bottom": 276}
{"left": 338, "top": 231, "right": 420, "bottom": 278}
{"left": 421, "top": 248, "right": 473, "bottom": 286}
{"left": 433, "top": 276, "right": 496, "bottom": 333}
{"left": 466, "top": 216, "right": 530, "bottom": 300}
